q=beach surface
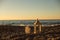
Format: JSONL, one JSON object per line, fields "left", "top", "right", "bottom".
{"left": 0, "top": 25, "right": 60, "bottom": 40}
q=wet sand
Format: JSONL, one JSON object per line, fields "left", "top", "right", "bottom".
{"left": 0, "top": 25, "right": 60, "bottom": 40}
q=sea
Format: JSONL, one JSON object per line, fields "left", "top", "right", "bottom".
{"left": 0, "top": 19, "right": 60, "bottom": 26}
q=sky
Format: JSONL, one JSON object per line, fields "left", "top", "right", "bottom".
{"left": 0, "top": 0, "right": 60, "bottom": 20}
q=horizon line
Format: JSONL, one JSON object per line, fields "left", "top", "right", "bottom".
{"left": 0, "top": 19, "right": 60, "bottom": 20}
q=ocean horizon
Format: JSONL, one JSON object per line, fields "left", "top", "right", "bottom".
{"left": 0, "top": 19, "right": 60, "bottom": 26}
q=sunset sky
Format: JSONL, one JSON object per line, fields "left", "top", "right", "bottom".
{"left": 0, "top": 0, "right": 60, "bottom": 20}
